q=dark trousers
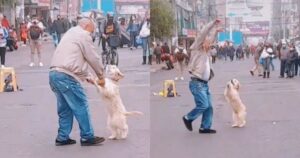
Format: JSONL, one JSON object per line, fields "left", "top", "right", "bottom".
{"left": 0, "top": 47, "right": 6, "bottom": 65}
{"left": 212, "top": 56, "right": 216, "bottom": 63}
{"left": 156, "top": 54, "right": 161, "bottom": 64}
{"left": 280, "top": 59, "right": 287, "bottom": 77}
{"left": 57, "top": 33, "right": 62, "bottom": 43}
{"left": 101, "top": 37, "right": 107, "bottom": 51}
{"left": 286, "top": 61, "right": 294, "bottom": 77}
{"left": 129, "top": 31, "right": 137, "bottom": 48}
{"left": 230, "top": 55, "right": 234, "bottom": 61}
{"left": 295, "top": 57, "right": 300, "bottom": 76}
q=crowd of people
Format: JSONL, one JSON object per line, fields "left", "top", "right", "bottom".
{"left": 0, "top": 12, "right": 152, "bottom": 69}
{"left": 151, "top": 36, "right": 300, "bottom": 81}
{"left": 249, "top": 40, "right": 300, "bottom": 79}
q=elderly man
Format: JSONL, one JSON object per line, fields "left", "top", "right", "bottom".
{"left": 182, "top": 19, "right": 221, "bottom": 134}
{"left": 49, "top": 18, "right": 105, "bottom": 146}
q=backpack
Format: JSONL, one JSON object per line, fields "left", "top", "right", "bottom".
{"left": 175, "top": 48, "right": 185, "bottom": 62}
{"left": 29, "top": 25, "right": 41, "bottom": 40}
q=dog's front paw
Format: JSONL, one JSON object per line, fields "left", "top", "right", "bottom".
{"left": 232, "top": 124, "right": 239, "bottom": 128}
{"left": 238, "top": 121, "right": 246, "bottom": 128}
{"left": 108, "top": 135, "right": 117, "bottom": 140}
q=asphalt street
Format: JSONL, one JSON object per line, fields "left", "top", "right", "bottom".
{"left": 0, "top": 41, "right": 150, "bottom": 158}
{"left": 151, "top": 57, "right": 300, "bottom": 158}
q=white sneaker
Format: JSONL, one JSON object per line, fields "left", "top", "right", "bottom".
{"left": 39, "top": 62, "right": 44, "bottom": 67}
{"left": 180, "top": 77, "right": 184, "bottom": 80}
{"left": 29, "top": 62, "right": 35, "bottom": 67}
{"left": 175, "top": 77, "right": 179, "bottom": 81}
{"left": 1, "top": 65, "right": 4, "bottom": 68}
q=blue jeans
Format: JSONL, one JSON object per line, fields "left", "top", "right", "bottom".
{"left": 185, "top": 80, "right": 213, "bottom": 129}
{"left": 270, "top": 58, "right": 275, "bottom": 71}
{"left": 51, "top": 32, "right": 58, "bottom": 46}
{"left": 141, "top": 37, "right": 151, "bottom": 56}
{"left": 49, "top": 71, "right": 94, "bottom": 141}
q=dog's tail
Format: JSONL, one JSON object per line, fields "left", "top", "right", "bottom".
{"left": 123, "top": 111, "right": 144, "bottom": 117}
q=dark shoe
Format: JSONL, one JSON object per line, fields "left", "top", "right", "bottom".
{"left": 250, "top": 71, "right": 254, "bottom": 76}
{"left": 81, "top": 136, "right": 105, "bottom": 146}
{"left": 142, "top": 56, "right": 146, "bottom": 65}
{"left": 182, "top": 116, "right": 193, "bottom": 131}
{"left": 263, "top": 72, "right": 266, "bottom": 78}
{"left": 55, "top": 138, "right": 76, "bottom": 146}
{"left": 267, "top": 72, "right": 270, "bottom": 78}
{"left": 258, "top": 74, "right": 263, "bottom": 77}
{"left": 199, "top": 129, "right": 217, "bottom": 134}
{"left": 148, "top": 55, "right": 152, "bottom": 65}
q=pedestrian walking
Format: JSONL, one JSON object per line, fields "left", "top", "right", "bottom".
{"left": 48, "top": 17, "right": 58, "bottom": 47}
{"left": 182, "top": 19, "right": 221, "bottom": 134}
{"left": 153, "top": 42, "right": 162, "bottom": 64}
{"left": 244, "top": 45, "right": 250, "bottom": 59}
{"left": 1, "top": 15, "right": 10, "bottom": 29}
{"left": 236, "top": 45, "right": 243, "bottom": 60}
{"left": 278, "top": 41, "right": 289, "bottom": 78}
{"left": 20, "top": 22, "right": 28, "bottom": 46}
{"left": 210, "top": 45, "right": 217, "bottom": 64}
{"left": 260, "top": 47, "right": 273, "bottom": 78}
{"left": 139, "top": 15, "right": 151, "bottom": 65}
{"left": 227, "top": 43, "right": 235, "bottom": 61}
{"left": 294, "top": 42, "right": 300, "bottom": 76}
{"left": 286, "top": 44, "right": 298, "bottom": 78}
{"left": 28, "top": 18, "right": 44, "bottom": 67}
{"left": 250, "top": 43, "right": 264, "bottom": 76}
{"left": 0, "top": 18, "right": 8, "bottom": 68}
{"left": 174, "top": 43, "right": 187, "bottom": 80}
{"left": 127, "top": 15, "right": 139, "bottom": 50}
{"left": 53, "top": 15, "right": 68, "bottom": 44}
{"left": 49, "top": 18, "right": 105, "bottom": 146}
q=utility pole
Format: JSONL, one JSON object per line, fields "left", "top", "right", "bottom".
{"left": 67, "top": 0, "right": 69, "bottom": 19}
{"left": 172, "top": 0, "right": 178, "bottom": 47}
{"left": 282, "top": 2, "right": 286, "bottom": 39}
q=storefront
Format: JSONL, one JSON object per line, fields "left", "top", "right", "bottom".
{"left": 24, "top": 0, "right": 50, "bottom": 21}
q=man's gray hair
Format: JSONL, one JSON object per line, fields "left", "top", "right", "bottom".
{"left": 78, "top": 17, "right": 95, "bottom": 28}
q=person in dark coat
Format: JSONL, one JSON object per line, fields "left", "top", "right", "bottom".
{"left": 286, "top": 44, "right": 298, "bottom": 78}
{"left": 53, "top": 15, "right": 68, "bottom": 43}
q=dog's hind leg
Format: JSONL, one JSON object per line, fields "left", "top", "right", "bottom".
{"left": 115, "top": 129, "right": 123, "bottom": 140}
{"left": 232, "top": 112, "right": 239, "bottom": 127}
{"left": 238, "top": 111, "right": 246, "bottom": 127}
{"left": 120, "top": 124, "right": 129, "bottom": 139}
{"left": 108, "top": 127, "right": 117, "bottom": 140}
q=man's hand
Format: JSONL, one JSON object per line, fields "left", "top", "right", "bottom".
{"left": 214, "top": 19, "right": 221, "bottom": 25}
{"left": 216, "top": 27, "right": 224, "bottom": 32}
{"left": 86, "top": 78, "right": 95, "bottom": 84}
{"left": 97, "top": 78, "right": 105, "bottom": 87}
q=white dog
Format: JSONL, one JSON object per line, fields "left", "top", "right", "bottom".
{"left": 224, "top": 79, "right": 246, "bottom": 128}
{"left": 93, "top": 65, "right": 143, "bottom": 140}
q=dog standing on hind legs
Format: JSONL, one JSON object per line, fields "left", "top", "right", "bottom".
{"left": 89, "top": 65, "right": 143, "bottom": 140}
{"left": 224, "top": 79, "right": 246, "bottom": 128}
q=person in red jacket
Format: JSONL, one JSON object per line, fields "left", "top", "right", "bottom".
{"left": 1, "top": 15, "right": 10, "bottom": 29}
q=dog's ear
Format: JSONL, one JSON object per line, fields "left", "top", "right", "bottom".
{"left": 236, "top": 82, "right": 240, "bottom": 90}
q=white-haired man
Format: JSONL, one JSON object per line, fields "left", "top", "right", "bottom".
{"left": 182, "top": 19, "right": 221, "bottom": 134}
{"left": 49, "top": 18, "right": 105, "bottom": 146}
